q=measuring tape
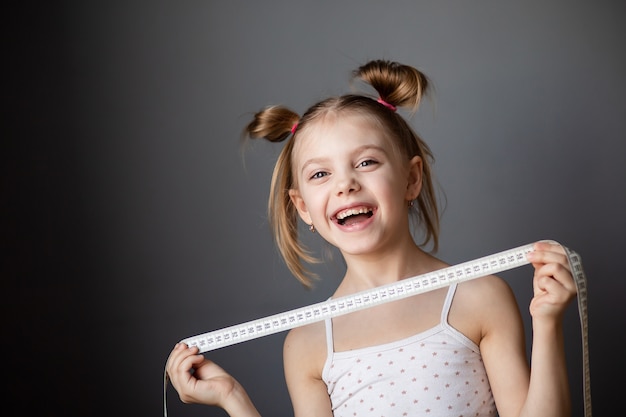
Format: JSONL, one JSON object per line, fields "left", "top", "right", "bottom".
{"left": 165, "top": 242, "right": 591, "bottom": 417}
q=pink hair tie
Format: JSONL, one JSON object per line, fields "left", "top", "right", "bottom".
{"left": 377, "top": 98, "right": 397, "bottom": 112}
{"left": 291, "top": 122, "right": 298, "bottom": 134}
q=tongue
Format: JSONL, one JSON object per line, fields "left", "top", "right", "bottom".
{"left": 343, "top": 213, "right": 369, "bottom": 226}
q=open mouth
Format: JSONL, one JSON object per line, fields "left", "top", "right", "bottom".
{"left": 335, "top": 206, "right": 374, "bottom": 226}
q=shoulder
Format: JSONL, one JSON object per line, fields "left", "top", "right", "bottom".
{"left": 451, "top": 274, "right": 524, "bottom": 343}
{"left": 283, "top": 320, "right": 328, "bottom": 377}
{"left": 457, "top": 273, "right": 517, "bottom": 304}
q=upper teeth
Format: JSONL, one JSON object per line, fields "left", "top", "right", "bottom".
{"left": 336, "top": 207, "right": 371, "bottom": 220}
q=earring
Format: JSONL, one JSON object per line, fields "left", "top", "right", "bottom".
{"left": 309, "top": 223, "right": 316, "bottom": 233}
{"left": 408, "top": 199, "right": 414, "bottom": 208}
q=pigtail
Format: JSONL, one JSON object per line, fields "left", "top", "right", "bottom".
{"left": 353, "top": 60, "right": 430, "bottom": 113}
{"left": 243, "top": 104, "right": 318, "bottom": 287}
{"left": 245, "top": 105, "right": 300, "bottom": 142}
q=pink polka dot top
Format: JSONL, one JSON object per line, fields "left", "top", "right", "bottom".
{"left": 322, "top": 283, "right": 497, "bottom": 417}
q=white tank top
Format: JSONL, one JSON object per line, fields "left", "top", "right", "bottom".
{"left": 321, "top": 283, "right": 497, "bottom": 416}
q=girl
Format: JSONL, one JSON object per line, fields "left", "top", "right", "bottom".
{"left": 166, "top": 59, "right": 577, "bottom": 417}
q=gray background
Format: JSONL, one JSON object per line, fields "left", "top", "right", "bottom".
{"left": 6, "top": 1, "right": 625, "bottom": 416}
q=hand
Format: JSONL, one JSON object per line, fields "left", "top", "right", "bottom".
{"left": 526, "top": 241, "right": 577, "bottom": 321}
{"left": 166, "top": 343, "right": 239, "bottom": 407}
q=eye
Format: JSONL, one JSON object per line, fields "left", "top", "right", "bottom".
{"left": 357, "top": 159, "right": 378, "bottom": 168}
{"left": 310, "top": 171, "right": 328, "bottom": 180}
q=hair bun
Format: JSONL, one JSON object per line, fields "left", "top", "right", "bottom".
{"left": 354, "top": 60, "right": 430, "bottom": 112}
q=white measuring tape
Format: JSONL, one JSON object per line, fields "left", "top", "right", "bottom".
{"left": 165, "top": 242, "right": 591, "bottom": 417}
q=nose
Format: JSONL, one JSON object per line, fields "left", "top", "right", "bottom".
{"left": 335, "top": 171, "right": 360, "bottom": 196}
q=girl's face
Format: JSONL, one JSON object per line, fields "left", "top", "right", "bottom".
{"left": 289, "top": 113, "right": 423, "bottom": 256}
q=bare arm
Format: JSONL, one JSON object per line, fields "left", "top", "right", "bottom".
{"left": 519, "top": 241, "right": 576, "bottom": 417}
{"left": 283, "top": 324, "right": 334, "bottom": 417}
{"left": 477, "top": 274, "right": 531, "bottom": 417}
{"left": 480, "top": 241, "right": 575, "bottom": 417}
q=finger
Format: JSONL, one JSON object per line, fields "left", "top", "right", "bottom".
{"left": 534, "top": 240, "right": 566, "bottom": 254}
{"left": 179, "top": 348, "right": 205, "bottom": 374}
{"left": 166, "top": 345, "right": 191, "bottom": 389}
{"left": 531, "top": 274, "right": 578, "bottom": 320}
{"left": 534, "top": 274, "right": 574, "bottom": 298}
{"left": 527, "top": 246, "right": 570, "bottom": 271}
{"left": 533, "top": 261, "right": 578, "bottom": 295}
{"left": 166, "top": 343, "right": 188, "bottom": 373}
{"left": 167, "top": 344, "right": 201, "bottom": 381}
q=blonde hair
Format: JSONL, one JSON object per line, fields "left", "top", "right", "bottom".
{"left": 244, "top": 60, "right": 439, "bottom": 287}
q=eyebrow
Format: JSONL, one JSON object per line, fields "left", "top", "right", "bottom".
{"left": 299, "top": 144, "right": 388, "bottom": 174}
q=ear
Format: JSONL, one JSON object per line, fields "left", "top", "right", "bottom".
{"left": 405, "top": 155, "right": 423, "bottom": 201}
{"left": 288, "top": 188, "right": 313, "bottom": 225}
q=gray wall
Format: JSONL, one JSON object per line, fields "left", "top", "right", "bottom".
{"left": 7, "top": 1, "right": 625, "bottom": 416}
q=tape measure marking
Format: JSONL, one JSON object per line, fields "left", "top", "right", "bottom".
{"left": 565, "top": 247, "right": 592, "bottom": 417}
{"left": 165, "top": 242, "right": 591, "bottom": 417}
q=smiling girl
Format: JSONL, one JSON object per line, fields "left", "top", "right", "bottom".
{"left": 166, "top": 59, "right": 577, "bottom": 417}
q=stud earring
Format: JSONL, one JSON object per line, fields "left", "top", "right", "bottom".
{"left": 309, "top": 223, "right": 316, "bottom": 233}
{"left": 408, "top": 199, "right": 414, "bottom": 208}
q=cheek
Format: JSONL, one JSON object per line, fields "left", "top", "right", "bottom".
{"left": 379, "top": 176, "right": 409, "bottom": 205}
{"left": 302, "top": 191, "right": 323, "bottom": 210}
{"left": 300, "top": 188, "right": 328, "bottom": 219}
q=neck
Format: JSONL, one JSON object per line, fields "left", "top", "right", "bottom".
{"left": 335, "top": 239, "right": 443, "bottom": 295}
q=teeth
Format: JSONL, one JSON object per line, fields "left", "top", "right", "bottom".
{"left": 336, "top": 207, "right": 372, "bottom": 220}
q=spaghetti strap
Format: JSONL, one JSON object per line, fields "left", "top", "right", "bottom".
{"left": 440, "top": 283, "right": 458, "bottom": 326}
{"left": 324, "top": 295, "right": 335, "bottom": 356}
{"left": 324, "top": 317, "right": 335, "bottom": 354}
{"left": 321, "top": 316, "right": 336, "bottom": 383}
